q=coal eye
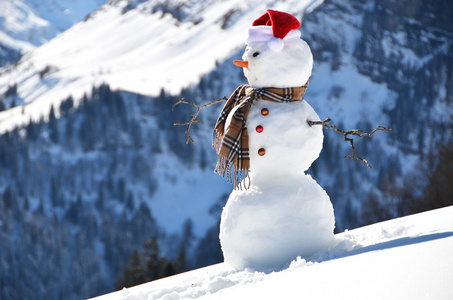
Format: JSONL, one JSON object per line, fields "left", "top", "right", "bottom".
{"left": 253, "top": 52, "right": 260, "bottom": 57}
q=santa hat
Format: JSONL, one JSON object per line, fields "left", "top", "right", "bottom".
{"left": 246, "top": 10, "right": 301, "bottom": 52}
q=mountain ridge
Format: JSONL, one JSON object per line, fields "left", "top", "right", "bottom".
{"left": 0, "top": 0, "right": 106, "bottom": 66}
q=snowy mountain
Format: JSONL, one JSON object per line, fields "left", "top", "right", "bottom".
{"left": 0, "top": 0, "right": 452, "bottom": 299}
{"left": 0, "top": 0, "right": 319, "bottom": 131}
{"left": 0, "top": 0, "right": 106, "bottom": 66}
{"left": 92, "top": 205, "right": 453, "bottom": 300}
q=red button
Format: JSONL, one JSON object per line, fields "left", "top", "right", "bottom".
{"left": 256, "top": 125, "right": 263, "bottom": 133}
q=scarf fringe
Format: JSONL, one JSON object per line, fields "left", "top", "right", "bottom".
{"left": 214, "top": 156, "right": 250, "bottom": 190}
{"left": 212, "top": 131, "right": 222, "bottom": 152}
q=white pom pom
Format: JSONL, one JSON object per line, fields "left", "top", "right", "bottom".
{"left": 268, "top": 37, "right": 284, "bottom": 52}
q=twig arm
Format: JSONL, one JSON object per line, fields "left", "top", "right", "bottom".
{"left": 308, "top": 118, "right": 392, "bottom": 169}
{"left": 173, "top": 97, "right": 227, "bottom": 144}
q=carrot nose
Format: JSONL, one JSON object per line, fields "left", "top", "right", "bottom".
{"left": 233, "top": 60, "right": 248, "bottom": 68}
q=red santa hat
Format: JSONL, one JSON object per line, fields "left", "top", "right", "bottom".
{"left": 246, "top": 10, "right": 301, "bottom": 52}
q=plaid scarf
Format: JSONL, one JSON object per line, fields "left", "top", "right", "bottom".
{"left": 213, "top": 82, "right": 308, "bottom": 188}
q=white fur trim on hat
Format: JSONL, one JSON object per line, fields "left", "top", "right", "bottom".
{"left": 246, "top": 27, "right": 301, "bottom": 52}
{"left": 246, "top": 26, "right": 274, "bottom": 44}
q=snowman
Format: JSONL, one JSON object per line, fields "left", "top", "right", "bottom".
{"left": 213, "top": 10, "right": 335, "bottom": 270}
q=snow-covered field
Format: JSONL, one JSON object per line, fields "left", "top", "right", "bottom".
{"left": 92, "top": 205, "right": 453, "bottom": 300}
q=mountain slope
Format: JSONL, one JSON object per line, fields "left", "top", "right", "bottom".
{"left": 92, "top": 206, "right": 453, "bottom": 300}
{"left": 0, "top": 0, "right": 106, "bottom": 66}
{"left": 0, "top": 0, "right": 319, "bottom": 132}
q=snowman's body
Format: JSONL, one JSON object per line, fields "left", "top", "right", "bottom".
{"left": 217, "top": 10, "right": 335, "bottom": 270}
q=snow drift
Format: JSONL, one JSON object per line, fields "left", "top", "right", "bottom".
{"left": 91, "top": 206, "right": 453, "bottom": 300}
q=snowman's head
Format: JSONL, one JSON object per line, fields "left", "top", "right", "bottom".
{"left": 234, "top": 10, "right": 313, "bottom": 88}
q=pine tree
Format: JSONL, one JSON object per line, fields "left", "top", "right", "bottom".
{"left": 180, "top": 218, "right": 194, "bottom": 252}
{"left": 125, "top": 192, "right": 134, "bottom": 211}
{"left": 162, "top": 260, "right": 177, "bottom": 278}
{"left": 96, "top": 182, "right": 105, "bottom": 210}
{"left": 23, "top": 195, "right": 30, "bottom": 211}
{"left": 65, "top": 201, "right": 80, "bottom": 224}
{"left": 60, "top": 96, "right": 74, "bottom": 117}
{"left": 0, "top": 100, "right": 6, "bottom": 112}
{"left": 25, "top": 118, "right": 39, "bottom": 142}
{"left": 50, "top": 176, "right": 61, "bottom": 207}
{"left": 3, "top": 185, "right": 20, "bottom": 218}
{"left": 142, "top": 237, "right": 162, "bottom": 280}
{"left": 115, "top": 235, "right": 189, "bottom": 290}
{"left": 48, "top": 105, "right": 59, "bottom": 143}
{"left": 409, "top": 143, "right": 453, "bottom": 214}
{"left": 115, "top": 250, "right": 146, "bottom": 290}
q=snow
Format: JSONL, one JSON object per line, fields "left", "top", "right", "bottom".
{"left": 24, "top": 0, "right": 106, "bottom": 31}
{"left": 0, "top": 0, "right": 105, "bottom": 52}
{"left": 0, "top": 0, "right": 56, "bottom": 50}
{"left": 90, "top": 206, "right": 453, "bottom": 300}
